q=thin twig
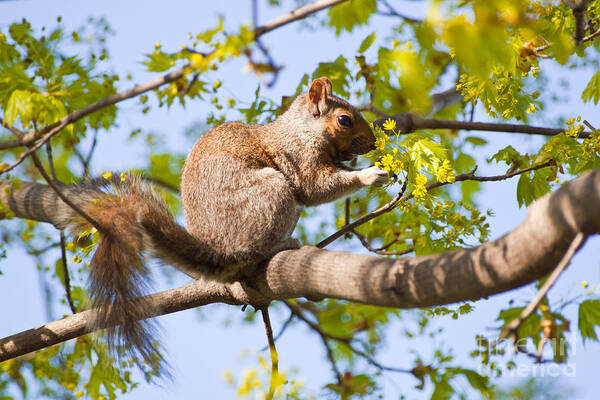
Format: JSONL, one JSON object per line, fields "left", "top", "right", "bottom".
{"left": 45, "top": 142, "right": 57, "bottom": 181}
{"left": 260, "top": 312, "right": 294, "bottom": 351}
{"left": 254, "top": 0, "right": 348, "bottom": 38}
{"left": 582, "top": 27, "right": 600, "bottom": 42}
{"left": 260, "top": 307, "right": 279, "bottom": 400}
{"left": 60, "top": 231, "right": 77, "bottom": 314}
{"left": 284, "top": 302, "right": 342, "bottom": 385}
{"left": 372, "top": 114, "right": 592, "bottom": 139}
{"left": 351, "top": 229, "right": 413, "bottom": 256}
{"left": 43, "top": 141, "right": 78, "bottom": 314}
{"left": 318, "top": 161, "right": 553, "bottom": 249}
{"left": 284, "top": 301, "right": 410, "bottom": 375}
{"left": 82, "top": 129, "right": 100, "bottom": 178}
{"left": 26, "top": 242, "right": 60, "bottom": 256}
{"left": 377, "top": 0, "right": 422, "bottom": 23}
{"left": 583, "top": 120, "right": 597, "bottom": 131}
{"left": 179, "top": 73, "right": 200, "bottom": 96}
{"left": 498, "top": 232, "right": 585, "bottom": 341}
{"left": 317, "top": 178, "right": 407, "bottom": 249}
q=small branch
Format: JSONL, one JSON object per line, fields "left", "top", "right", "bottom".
{"left": 563, "top": 0, "right": 592, "bottom": 43}
{"left": 254, "top": 0, "right": 348, "bottom": 38}
{"left": 377, "top": 0, "right": 422, "bottom": 23}
{"left": 322, "top": 332, "right": 344, "bottom": 386}
{"left": 260, "top": 311, "right": 294, "bottom": 351}
{"left": 498, "top": 232, "right": 585, "bottom": 341}
{"left": 583, "top": 120, "right": 597, "bottom": 131}
{"left": 317, "top": 178, "right": 408, "bottom": 248}
{"left": 179, "top": 72, "right": 200, "bottom": 96}
{"left": 82, "top": 129, "right": 100, "bottom": 178}
{"left": 43, "top": 141, "right": 77, "bottom": 314}
{"left": 26, "top": 242, "right": 60, "bottom": 257}
{"left": 582, "top": 27, "right": 600, "bottom": 42}
{"left": 318, "top": 161, "right": 553, "bottom": 248}
{"left": 353, "top": 230, "right": 413, "bottom": 256}
{"left": 358, "top": 104, "right": 389, "bottom": 118}
{"left": 351, "top": 229, "right": 413, "bottom": 256}
{"left": 0, "top": 66, "right": 190, "bottom": 152}
{"left": 285, "top": 301, "right": 411, "bottom": 375}
{"left": 260, "top": 307, "right": 279, "bottom": 400}
{"left": 45, "top": 142, "right": 57, "bottom": 181}
{"left": 60, "top": 231, "right": 77, "bottom": 314}
{"left": 372, "top": 113, "right": 591, "bottom": 139}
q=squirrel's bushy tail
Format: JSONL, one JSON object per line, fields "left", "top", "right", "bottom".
{"left": 1, "top": 174, "right": 221, "bottom": 373}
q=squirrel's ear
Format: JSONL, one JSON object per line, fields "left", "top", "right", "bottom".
{"left": 307, "top": 77, "right": 332, "bottom": 117}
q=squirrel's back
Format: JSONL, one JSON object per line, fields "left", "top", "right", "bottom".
{"left": 181, "top": 121, "right": 301, "bottom": 268}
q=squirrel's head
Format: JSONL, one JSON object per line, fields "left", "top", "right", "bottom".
{"left": 306, "top": 77, "right": 375, "bottom": 162}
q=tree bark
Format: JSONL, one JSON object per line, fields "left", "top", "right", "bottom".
{"left": 1, "top": 169, "right": 599, "bottom": 362}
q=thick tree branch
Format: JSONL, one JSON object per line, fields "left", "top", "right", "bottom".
{"left": 2, "top": 169, "right": 600, "bottom": 362}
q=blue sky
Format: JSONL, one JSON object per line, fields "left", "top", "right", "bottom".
{"left": 1, "top": 0, "right": 599, "bottom": 399}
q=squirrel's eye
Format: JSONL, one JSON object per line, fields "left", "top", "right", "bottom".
{"left": 338, "top": 115, "right": 352, "bottom": 128}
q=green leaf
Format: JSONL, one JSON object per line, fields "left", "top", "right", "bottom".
{"left": 4, "top": 89, "right": 32, "bottom": 126}
{"left": 327, "top": 0, "right": 377, "bottom": 35}
{"left": 143, "top": 50, "right": 174, "bottom": 72}
{"left": 489, "top": 145, "right": 520, "bottom": 165}
{"left": 465, "top": 136, "right": 487, "bottom": 146}
{"left": 455, "top": 368, "right": 489, "bottom": 392}
{"left": 578, "top": 299, "right": 600, "bottom": 342}
{"left": 582, "top": 72, "right": 600, "bottom": 105}
{"left": 497, "top": 306, "right": 525, "bottom": 324}
{"left": 312, "top": 56, "right": 350, "bottom": 97}
{"left": 358, "top": 32, "right": 376, "bottom": 53}
{"left": 551, "top": 32, "right": 574, "bottom": 65}
{"left": 431, "top": 379, "right": 454, "bottom": 400}
{"left": 516, "top": 170, "right": 550, "bottom": 207}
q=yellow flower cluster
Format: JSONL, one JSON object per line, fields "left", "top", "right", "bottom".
{"left": 374, "top": 136, "right": 387, "bottom": 151}
{"left": 435, "top": 159, "right": 456, "bottom": 183}
{"left": 376, "top": 149, "right": 404, "bottom": 173}
{"left": 413, "top": 174, "right": 428, "bottom": 198}
{"left": 565, "top": 116, "right": 584, "bottom": 138}
{"left": 382, "top": 118, "right": 396, "bottom": 132}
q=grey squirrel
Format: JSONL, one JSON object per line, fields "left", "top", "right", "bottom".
{"left": 1, "top": 77, "right": 388, "bottom": 369}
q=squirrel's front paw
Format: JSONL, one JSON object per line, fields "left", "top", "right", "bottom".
{"left": 359, "top": 166, "right": 389, "bottom": 187}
